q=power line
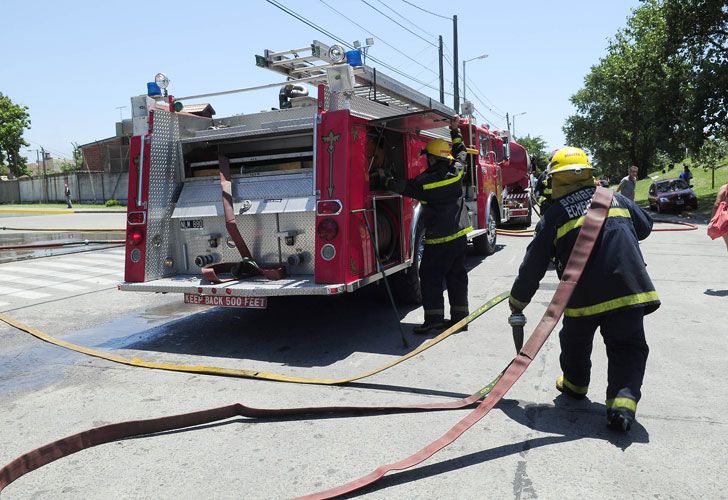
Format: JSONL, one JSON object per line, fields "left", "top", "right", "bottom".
{"left": 317, "top": 0, "right": 440, "bottom": 81}
{"left": 373, "top": 0, "right": 438, "bottom": 39}
{"left": 265, "top": 0, "right": 451, "bottom": 96}
{"left": 400, "top": 0, "right": 451, "bottom": 20}
{"left": 465, "top": 75, "right": 507, "bottom": 116}
{"left": 465, "top": 82, "right": 507, "bottom": 119}
{"left": 360, "top": 0, "right": 438, "bottom": 48}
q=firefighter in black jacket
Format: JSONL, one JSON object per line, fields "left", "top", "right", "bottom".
{"left": 383, "top": 115, "right": 472, "bottom": 334}
{"left": 509, "top": 147, "right": 660, "bottom": 432}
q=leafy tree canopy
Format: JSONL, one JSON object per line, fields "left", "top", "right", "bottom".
{"left": 515, "top": 134, "right": 549, "bottom": 172}
{"left": 563, "top": 0, "right": 727, "bottom": 180}
{"left": 0, "top": 93, "right": 31, "bottom": 177}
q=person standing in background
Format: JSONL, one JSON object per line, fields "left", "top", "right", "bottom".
{"left": 679, "top": 164, "right": 693, "bottom": 184}
{"left": 616, "top": 166, "right": 638, "bottom": 201}
{"left": 64, "top": 182, "right": 73, "bottom": 209}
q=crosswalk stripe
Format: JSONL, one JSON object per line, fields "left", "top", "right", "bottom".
{"left": 76, "top": 256, "right": 124, "bottom": 266}
{"left": 32, "top": 261, "right": 123, "bottom": 276}
{"left": 79, "top": 252, "right": 124, "bottom": 260}
{"left": 0, "top": 274, "right": 88, "bottom": 291}
{"left": 0, "top": 266, "right": 119, "bottom": 285}
{"left": 0, "top": 285, "right": 51, "bottom": 299}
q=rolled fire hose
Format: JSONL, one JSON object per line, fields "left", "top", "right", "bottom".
{"left": 0, "top": 187, "right": 613, "bottom": 496}
{"left": 202, "top": 154, "right": 286, "bottom": 282}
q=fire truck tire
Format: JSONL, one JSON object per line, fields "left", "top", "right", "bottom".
{"left": 472, "top": 206, "right": 497, "bottom": 256}
{"left": 392, "top": 223, "right": 424, "bottom": 305}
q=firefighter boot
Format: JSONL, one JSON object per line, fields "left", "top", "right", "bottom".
{"left": 448, "top": 308, "right": 469, "bottom": 332}
{"left": 555, "top": 375, "right": 588, "bottom": 400}
{"left": 606, "top": 388, "right": 637, "bottom": 432}
{"left": 413, "top": 319, "right": 448, "bottom": 335}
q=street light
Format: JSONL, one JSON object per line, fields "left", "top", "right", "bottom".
{"left": 512, "top": 111, "right": 527, "bottom": 138}
{"left": 462, "top": 53, "right": 488, "bottom": 106}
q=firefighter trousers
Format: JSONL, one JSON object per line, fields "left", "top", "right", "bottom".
{"left": 419, "top": 236, "right": 468, "bottom": 323}
{"left": 559, "top": 307, "right": 649, "bottom": 401}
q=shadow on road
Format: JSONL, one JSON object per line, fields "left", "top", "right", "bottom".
{"left": 103, "top": 286, "right": 429, "bottom": 368}
{"left": 704, "top": 289, "right": 728, "bottom": 297}
{"left": 349, "top": 395, "right": 649, "bottom": 497}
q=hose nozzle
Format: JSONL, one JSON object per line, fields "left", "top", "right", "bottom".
{"left": 508, "top": 313, "right": 527, "bottom": 353}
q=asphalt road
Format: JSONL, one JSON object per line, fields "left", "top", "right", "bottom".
{"left": 0, "top": 211, "right": 726, "bottom": 499}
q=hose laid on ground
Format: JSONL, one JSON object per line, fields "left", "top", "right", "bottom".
{"left": 0, "top": 188, "right": 612, "bottom": 497}
{"left": 495, "top": 217, "right": 698, "bottom": 238}
{"left": 652, "top": 220, "right": 698, "bottom": 231}
{"left": 497, "top": 228, "right": 534, "bottom": 237}
{"left": 0, "top": 240, "right": 124, "bottom": 251}
{"left": 0, "top": 292, "right": 508, "bottom": 385}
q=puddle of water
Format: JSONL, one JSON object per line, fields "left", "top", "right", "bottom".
{"left": 0, "top": 301, "right": 200, "bottom": 398}
{"left": 0, "top": 231, "right": 124, "bottom": 262}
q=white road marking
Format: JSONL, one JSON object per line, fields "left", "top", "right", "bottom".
{"left": 0, "top": 285, "right": 50, "bottom": 299}
{"left": 0, "top": 266, "right": 119, "bottom": 285}
{"left": 0, "top": 274, "right": 88, "bottom": 291}
{"left": 31, "top": 261, "right": 124, "bottom": 276}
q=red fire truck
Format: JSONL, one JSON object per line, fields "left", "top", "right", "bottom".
{"left": 119, "top": 41, "right": 529, "bottom": 307}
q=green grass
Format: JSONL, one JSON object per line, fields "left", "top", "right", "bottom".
{"left": 629, "top": 161, "right": 728, "bottom": 219}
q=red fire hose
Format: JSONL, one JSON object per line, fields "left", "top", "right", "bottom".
{"left": 0, "top": 240, "right": 124, "bottom": 251}
{"left": 0, "top": 187, "right": 613, "bottom": 497}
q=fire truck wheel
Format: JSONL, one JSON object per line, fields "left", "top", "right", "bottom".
{"left": 392, "top": 223, "right": 424, "bottom": 305}
{"left": 472, "top": 206, "right": 498, "bottom": 256}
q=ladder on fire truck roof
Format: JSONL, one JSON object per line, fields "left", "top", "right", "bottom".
{"left": 256, "top": 40, "right": 456, "bottom": 118}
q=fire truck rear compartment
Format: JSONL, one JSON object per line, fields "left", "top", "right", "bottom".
{"left": 170, "top": 123, "right": 317, "bottom": 278}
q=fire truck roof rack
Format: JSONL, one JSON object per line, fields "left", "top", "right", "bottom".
{"left": 256, "top": 40, "right": 456, "bottom": 117}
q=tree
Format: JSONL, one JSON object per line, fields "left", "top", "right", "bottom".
{"left": 0, "top": 93, "right": 31, "bottom": 177}
{"left": 515, "top": 134, "right": 549, "bottom": 172}
{"left": 564, "top": 0, "right": 692, "bottom": 180}
{"left": 695, "top": 135, "right": 728, "bottom": 189}
{"left": 664, "top": 0, "right": 728, "bottom": 148}
{"left": 563, "top": 0, "right": 726, "bottom": 180}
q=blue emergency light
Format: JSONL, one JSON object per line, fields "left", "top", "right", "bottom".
{"left": 147, "top": 82, "right": 162, "bottom": 97}
{"left": 346, "top": 49, "right": 363, "bottom": 67}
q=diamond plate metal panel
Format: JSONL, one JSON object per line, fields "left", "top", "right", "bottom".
{"left": 145, "top": 109, "right": 182, "bottom": 280}
{"left": 173, "top": 211, "right": 315, "bottom": 276}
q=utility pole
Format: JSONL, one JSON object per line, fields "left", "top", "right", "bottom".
{"left": 438, "top": 35, "right": 445, "bottom": 104}
{"left": 41, "top": 147, "right": 49, "bottom": 203}
{"left": 512, "top": 112, "right": 527, "bottom": 139}
{"left": 506, "top": 113, "right": 511, "bottom": 134}
{"left": 452, "top": 15, "right": 459, "bottom": 112}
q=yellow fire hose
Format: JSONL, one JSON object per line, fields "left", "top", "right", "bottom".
{"left": 0, "top": 292, "right": 509, "bottom": 385}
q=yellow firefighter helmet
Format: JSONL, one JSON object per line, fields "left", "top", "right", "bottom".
{"left": 547, "top": 147, "right": 593, "bottom": 175}
{"left": 422, "top": 138, "right": 454, "bottom": 160}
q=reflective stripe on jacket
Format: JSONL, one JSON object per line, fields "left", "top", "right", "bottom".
{"left": 388, "top": 129, "right": 471, "bottom": 244}
{"left": 510, "top": 186, "right": 660, "bottom": 318}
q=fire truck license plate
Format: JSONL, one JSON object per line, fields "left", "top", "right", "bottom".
{"left": 180, "top": 219, "right": 204, "bottom": 230}
{"left": 183, "top": 294, "right": 267, "bottom": 309}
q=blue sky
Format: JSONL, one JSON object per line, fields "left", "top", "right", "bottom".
{"left": 1, "top": 0, "right": 641, "bottom": 161}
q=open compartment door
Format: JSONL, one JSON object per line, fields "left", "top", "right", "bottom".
{"left": 367, "top": 109, "right": 452, "bottom": 134}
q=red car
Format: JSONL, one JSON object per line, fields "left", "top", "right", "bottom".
{"left": 647, "top": 179, "right": 698, "bottom": 213}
